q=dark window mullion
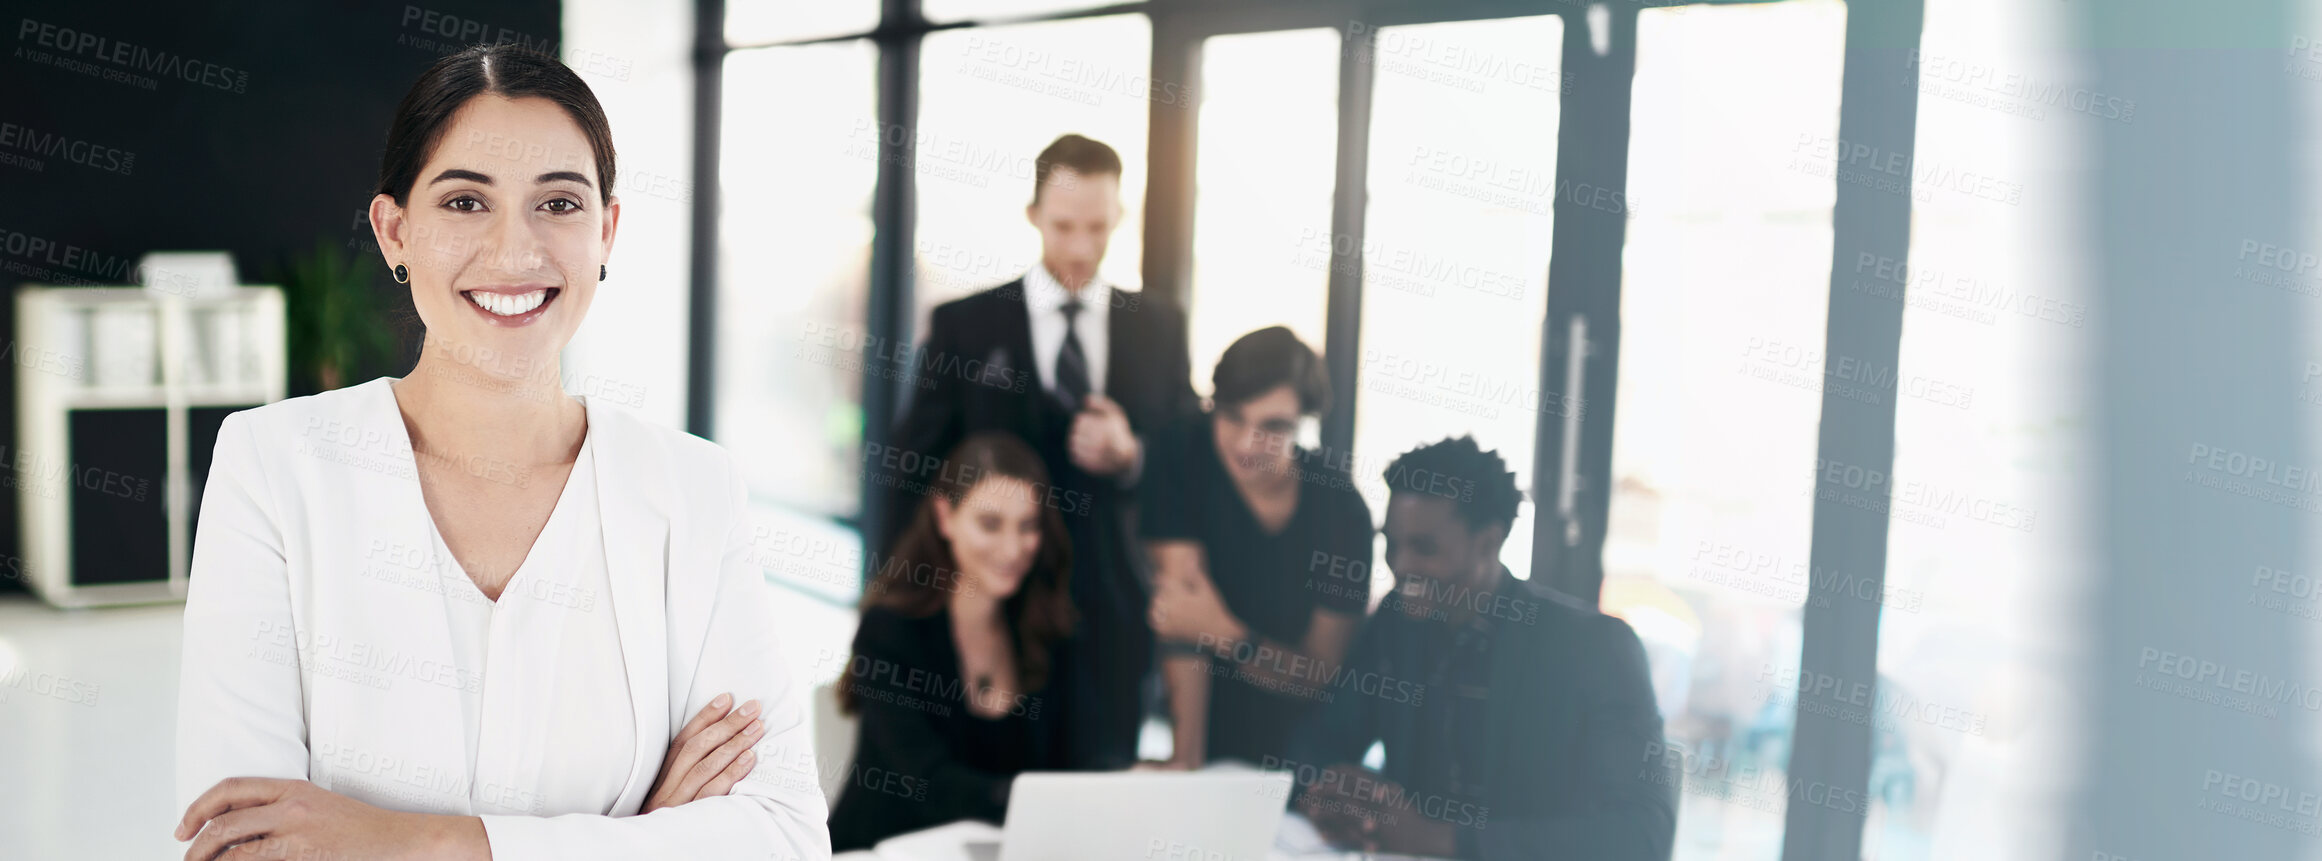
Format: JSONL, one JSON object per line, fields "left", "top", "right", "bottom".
{"left": 1320, "top": 11, "right": 1377, "bottom": 458}
{"left": 686, "top": 0, "right": 728, "bottom": 438}
{"left": 856, "top": 0, "right": 924, "bottom": 547}
{"left": 1781, "top": 0, "right": 1926, "bottom": 858}
{"left": 1532, "top": 5, "right": 1637, "bottom": 605}
{"left": 1142, "top": 13, "right": 1200, "bottom": 311}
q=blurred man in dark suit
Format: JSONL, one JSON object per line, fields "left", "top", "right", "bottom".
{"left": 874, "top": 134, "right": 1197, "bottom": 770}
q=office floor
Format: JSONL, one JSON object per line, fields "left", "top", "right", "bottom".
{"left": 0, "top": 582, "right": 864, "bottom": 860}
{"left": 1, "top": 596, "right": 188, "bottom": 859}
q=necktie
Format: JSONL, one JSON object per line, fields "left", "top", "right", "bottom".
{"left": 1055, "top": 296, "right": 1091, "bottom": 412}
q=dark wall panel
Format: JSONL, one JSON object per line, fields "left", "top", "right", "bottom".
{"left": 0, "top": 0, "right": 563, "bottom": 592}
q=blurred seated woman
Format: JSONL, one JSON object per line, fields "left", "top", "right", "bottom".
{"left": 827, "top": 432, "right": 1077, "bottom": 851}
{"left": 1144, "top": 326, "right": 1376, "bottom": 768}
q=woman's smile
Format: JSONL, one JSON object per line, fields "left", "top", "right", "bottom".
{"left": 461, "top": 285, "right": 562, "bottom": 327}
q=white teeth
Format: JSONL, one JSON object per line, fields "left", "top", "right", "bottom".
{"left": 467, "top": 290, "right": 548, "bottom": 317}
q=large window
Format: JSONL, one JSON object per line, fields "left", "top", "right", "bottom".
{"left": 725, "top": 1, "right": 878, "bottom": 45}
{"left": 1352, "top": 15, "right": 1563, "bottom": 596}
{"left": 923, "top": 0, "right": 1104, "bottom": 24}
{"left": 715, "top": 41, "right": 879, "bottom": 519}
{"left": 1605, "top": 2, "right": 1846, "bottom": 858}
{"left": 697, "top": 2, "right": 1957, "bottom": 858}
{"left": 1184, "top": 28, "right": 1340, "bottom": 399}
{"left": 1868, "top": 0, "right": 2086, "bottom": 856}
{"left": 914, "top": 14, "right": 1153, "bottom": 334}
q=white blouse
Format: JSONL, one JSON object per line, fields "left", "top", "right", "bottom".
{"left": 176, "top": 378, "right": 831, "bottom": 860}
{"left": 431, "top": 430, "right": 635, "bottom": 817}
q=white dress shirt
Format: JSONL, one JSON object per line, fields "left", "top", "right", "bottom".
{"left": 176, "top": 377, "right": 830, "bottom": 860}
{"left": 1023, "top": 263, "right": 1109, "bottom": 398}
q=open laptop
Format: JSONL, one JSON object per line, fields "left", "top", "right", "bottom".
{"left": 964, "top": 771, "right": 1294, "bottom": 861}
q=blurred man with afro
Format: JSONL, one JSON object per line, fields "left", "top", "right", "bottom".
{"left": 1279, "top": 436, "right": 1675, "bottom": 860}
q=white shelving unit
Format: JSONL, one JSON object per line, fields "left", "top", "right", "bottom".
{"left": 15, "top": 285, "right": 285, "bottom": 608}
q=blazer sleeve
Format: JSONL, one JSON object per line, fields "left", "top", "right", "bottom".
{"left": 1142, "top": 293, "right": 1199, "bottom": 423}
{"left": 476, "top": 464, "right": 832, "bottom": 860}
{"left": 875, "top": 301, "right": 968, "bottom": 557}
{"left": 1135, "top": 418, "right": 1197, "bottom": 541}
{"left": 1472, "top": 615, "right": 1675, "bottom": 861}
{"left": 176, "top": 411, "right": 311, "bottom": 813}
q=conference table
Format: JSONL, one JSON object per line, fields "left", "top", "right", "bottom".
{"left": 830, "top": 816, "right": 1459, "bottom": 861}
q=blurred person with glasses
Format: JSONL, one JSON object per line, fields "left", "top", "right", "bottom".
{"left": 1141, "top": 326, "right": 1374, "bottom": 770}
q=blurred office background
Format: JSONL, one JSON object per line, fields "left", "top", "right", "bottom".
{"left": 0, "top": 0, "right": 2311, "bottom": 858}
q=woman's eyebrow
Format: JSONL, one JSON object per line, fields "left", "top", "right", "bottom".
{"left": 424, "top": 169, "right": 592, "bottom": 188}
{"left": 428, "top": 167, "right": 494, "bottom": 186}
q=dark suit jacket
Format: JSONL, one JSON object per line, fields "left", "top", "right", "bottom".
{"left": 1285, "top": 574, "right": 1678, "bottom": 861}
{"left": 873, "top": 281, "right": 1198, "bottom": 767}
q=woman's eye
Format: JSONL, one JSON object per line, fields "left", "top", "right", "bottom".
{"left": 445, "top": 196, "right": 484, "bottom": 213}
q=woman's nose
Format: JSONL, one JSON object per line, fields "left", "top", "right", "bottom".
{"left": 485, "top": 212, "right": 548, "bottom": 272}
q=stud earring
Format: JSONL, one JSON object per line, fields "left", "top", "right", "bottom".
{"left": 393, "top": 264, "right": 408, "bottom": 283}
{"left": 599, "top": 264, "right": 607, "bottom": 282}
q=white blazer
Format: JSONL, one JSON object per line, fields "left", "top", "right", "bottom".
{"left": 175, "top": 378, "right": 831, "bottom": 860}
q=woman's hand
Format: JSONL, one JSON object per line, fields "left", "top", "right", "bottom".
{"left": 175, "top": 777, "right": 482, "bottom": 861}
{"left": 641, "top": 692, "right": 766, "bottom": 813}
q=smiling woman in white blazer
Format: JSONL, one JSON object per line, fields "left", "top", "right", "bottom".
{"left": 173, "top": 44, "right": 829, "bottom": 860}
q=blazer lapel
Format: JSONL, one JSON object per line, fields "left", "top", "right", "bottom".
{"left": 996, "top": 282, "right": 1043, "bottom": 421}
{"left": 585, "top": 399, "right": 673, "bottom": 814}
{"left": 360, "top": 379, "right": 481, "bottom": 804}
{"left": 1103, "top": 286, "right": 1131, "bottom": 402}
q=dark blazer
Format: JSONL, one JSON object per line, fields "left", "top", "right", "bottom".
{"left": 826, "top": 607, "right": 1063, "bottom": 851}
{"left": 1285, "top": 575, "right": 1678, "bottom": 861}
{"left": 873, "top": 281, "right": 1199, "bottom": 768}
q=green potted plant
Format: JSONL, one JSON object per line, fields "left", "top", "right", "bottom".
{"left": 274, "top": 239, "right": 403, "bottom": 394}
